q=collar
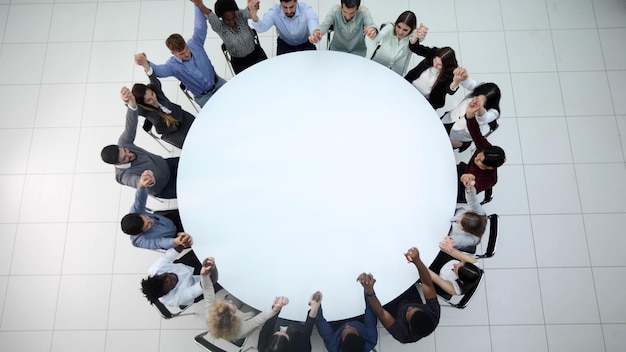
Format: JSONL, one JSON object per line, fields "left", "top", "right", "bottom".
{"left": 115, "top": 162, "right": 131, "bottom": 169}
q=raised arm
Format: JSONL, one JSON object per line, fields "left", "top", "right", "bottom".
{"left": 191, "top": 1, "right": 209, "bottom": 46}
{"left": 314, "top": 297, "right": 338, "bottom": 352}
{"left": 463, "top": 182, "right": 485, "bottom": 215}
{"left": 201, "top": 258, "right": 217, "bottom": 313}
{"left": 238, "top": 296, "right": 287, "bottom": 338}
{"left": 118, "top": 87, "right": 138, "bottom": 146}
{"left": 405, "top": 247, "right": 436, "bottom": 300}
{"left": 249, "top": 1, "right": 274, "bottom": 33}
{"left": 361, "top": 7, "right": 377, "bottom": 39}
{"left": 466, "top": 99, "right": 491, "bottom": 150}
{"left": 358, "top": 272, "right": 395, "bottom": 329}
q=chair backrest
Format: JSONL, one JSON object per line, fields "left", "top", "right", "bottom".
{"left": 484, "top": 119, "right": 499, "bottom": 138}
{"left": 221, "top": 42, "right": 235, "bottom": 76}
{"left": 194, "top": 331, "right": 249, "bottom": 352}
{"left": 480, "top": 187, "right": 493, "bottom": 205}
{"left": 179, "top": 82, "right": 200, "bottom": 113}
{"left": 476, "top": 214, "right": 498, "bottom": 258}
{"left": 428, "top": 250, "right": 484, "bottom": 309}
{"left": 326, "top": 24, "right": 334, "bottom": 50}
{"left": 370, "top": 22, "right": 390, "bottom": 60}
{"left": 141, "top": 118, "right": 172, "bottom": 152}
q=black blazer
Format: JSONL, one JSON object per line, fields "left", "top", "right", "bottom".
{"left": 404, "top": 42, "right": 457, "bottom": 109}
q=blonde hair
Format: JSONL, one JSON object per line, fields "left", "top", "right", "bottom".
{"left": 207, "top": 300, "right": 242, "bottom": 341}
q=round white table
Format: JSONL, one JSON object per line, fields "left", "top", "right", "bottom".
{"left": 178, "top": 51, "right": 456, "bottom": 321}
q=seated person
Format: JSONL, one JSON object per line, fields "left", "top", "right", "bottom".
{"left": 201, "top": 258, "right": 289, "bottom": 341}
{"left": 120, "top": 170, "right": 193, "bottom": 250}
{"left": 316, "top": 278, "right": 378, "bottom": 352}
{"left": 205, "top": 0, "right": 268, "bottom": 74}
{"left": 133, "top": 53, "right": 196, "bottom": 149}
{"left": 257, "top": 291, "right": 321, "bottom": 352}
{"left": 441, "top": 80, "right": 501, "bottom": 148}
{"left": 141, "top": 246, "right": 207, "bottom": 307}
{"left": 249, "top": 0, "right": 319, "bottom": 55}
{"left": 404, "top": 44, "right": 465, "bottom": 109}
{"left": 449, "top": 181, "right": 487, "bottom": 249}
{"left": 429, "top": 237, "right": 481, "bottom": 296}
{"left": 142, "top": 0, "right": 227, "bottom": 108}
{"left": 369, "top": 11, "right": 427, "bottom": 75}
{"left": 457, "top": 100, "right": 505, "bottom": 202}
{"left": 308, "top": 0, "right": 377, "bottom": 57}
{"left": 100, "top": 87, "right": 179, "bottom": 199}
{"left": 362, "top": 247, "right": 440, "bottom": 344}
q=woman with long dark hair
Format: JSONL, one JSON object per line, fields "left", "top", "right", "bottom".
{"left": 370, "top": 10, "right": 428, "bottom": 75}
{"left": 132, "top": 54, "right": 195, "bottom": 149}
{"left": 404, "top": 43, "right": 467, "bottom": 109}
{"left": 442, "top": 80, "right": 501, "bottom": 148}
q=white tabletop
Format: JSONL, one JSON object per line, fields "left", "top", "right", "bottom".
{"left": 178, "top": 51, "right": 456, "bottom": 321}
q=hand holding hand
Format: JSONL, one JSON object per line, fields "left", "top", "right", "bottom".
{"left": 439, "top": 236, "right": 455, "bottom": 252}
{"left": 134, "top": 52, "right": 150, "bottom": 71}
{"left": 357, "top": 272, "right": 376, "bottom": 293}
{"left": 139, "top": 170, "right": 154, "bottom": 188}
{"left": 453, "top": 67, "right": 468, "bottom": 83}
{"left": 309, "top": 29, "right": 322, "bottom": 44}
{"left": 200, "top": 257, "right": 215, "bottom": 276}
{"left": 465, "top": 96, "right": 483, "bottom": 119}
{"left": 247, "top": 0, "right": 260, "bottom": 13}
{"left": 415, "top": 23, "right": 428, "bottom": 39}
{"left": 460, "top": 173, "right": 476, "bottom": 188}
{"left": 363, "top": 26, "right": 377, "bottom": 39}
{"left": 272, "top": 296, "right": 289, "bottom": 312}
{"left": 404, "top": 247, "right": 420, "bottom": 263}
{"left": 175, "top": 232, "right": 193, "bottom": 247}
{"left": 309, "top": 291, "right": 322, "bottom": 307}
{"left": 120, "top": 86, "right": 136, "bottom": 105}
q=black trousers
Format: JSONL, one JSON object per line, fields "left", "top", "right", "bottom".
{"left": 277, "top": 37, "right": 315, "bottom": 55}
{"left": 231, "top": 45, "right": 268, "bottom": 74}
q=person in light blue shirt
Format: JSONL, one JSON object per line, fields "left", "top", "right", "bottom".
{"left": 308, "top": 0, "right": 377, "bottom": 57}
{"left": 315, "top": 274, "right": 378, "bottom": 352}
{"left": 249, "top": 0, "right": 319, "bottom": 55}
{"left": 139, "top": 0, "right": 226, "bottom": 107}
{"left": 120, "top": 170, "right": 193, "bottom": 250}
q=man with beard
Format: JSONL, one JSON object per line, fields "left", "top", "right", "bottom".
{"left": 249, "top": 0, "right": 319, "bottom": 55}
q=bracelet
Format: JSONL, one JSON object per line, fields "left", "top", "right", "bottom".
{"left": 366, "top": 291, "right": 376, "bottom": 297}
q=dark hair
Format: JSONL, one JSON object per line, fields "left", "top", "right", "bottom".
{"left": 456, "top": 262, "right": 481, "bottom": 294}
{"left": 482, "top": 145, "right": 506, "bottom": 167}
{"left": 279, "top": 0, "right": 295, "bottom": 3}
{"left": 131, "top": 83, "right": 179, "bottom": 128}
{"left": 141, "top": 275, "right": 168, "bottom": 304}
{"left": 121, "top": 213, "right": 144, "bottom": 235}
{"left": 471, "top": 82, "right": 501, "bottom": 114}
{"left": 215, "top": 0, "right": 239, "bottom": 18}
{"left": 408, "top": 310, "right": 436, "bottom": 339}
{"left": 394, "top": 11, "right": 417, "bottom": 33}
{"left": 166, "top": 34, "right": 186, "bottom": 52}
{"left": 264, "top": 334, "right": 290, "bottom": 352}
{"left": 341, "top": 0, "right": 361, "bottom": 8}
{"left": 101, "top": 145, "right": 120, "bottom": 164}
{"left": 341, "top": 333, "right": 365, "bottom": 352}
{"left": 460, "top": 211, "right": 487, "bottom": 240}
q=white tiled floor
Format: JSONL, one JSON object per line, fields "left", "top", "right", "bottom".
{"left": 0, "top": 0, "right": 625, "bottom": 351}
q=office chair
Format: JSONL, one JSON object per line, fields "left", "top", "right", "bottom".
{"left": 147, "top": 250, "right": 220, "bottom": 319}
{"left": 142, "top": 119, "right": 172, "bottom": 153}
{"left": 326, "top": 24, "right": 334, "bottom": 50}
{"left": 179, "top": 82, "right": 200, "bottom": 113}
{"left": 457, "top": 214, "right": 499, "bottom": 258}
{"left": 194, "top": 331, "right": 252, "bottom": 352}
{"left": 428, "top": 250, "right": 484, "bottom": 309}
{"left": 457, "top": 118, "right": 500, "bottom": 153}
{"left": 222, "top": 29, "right": 262, "bottom": 77}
